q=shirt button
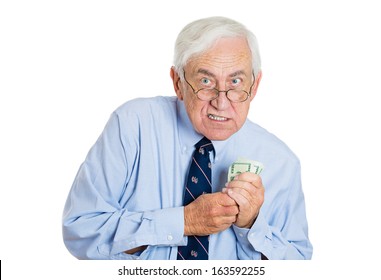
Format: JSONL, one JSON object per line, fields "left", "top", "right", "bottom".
{"left": 167, "top": 234, "right": 173, "bottom": 241}
{"left": 239, "top": 233, "right": 244, "bottom": 237}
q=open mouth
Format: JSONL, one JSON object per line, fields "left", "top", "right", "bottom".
{"left": 208, "top": 114, "right": 227, "bottom": 121}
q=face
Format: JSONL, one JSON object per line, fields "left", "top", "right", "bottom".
{"left": 171, "top": 37, "right": 262, "bottom": 141}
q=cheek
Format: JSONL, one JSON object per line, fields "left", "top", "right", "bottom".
{"left": 189, "top": 104, "right": 212, "bottom": 133}
{"left": 184, "top": 95, "right": 203, "bottom": 121}
{"left": 184, "top": 95, "right": 197, "bottom": 114}
{"left": 233, "top": 105, "right": 250, "bottom": 124}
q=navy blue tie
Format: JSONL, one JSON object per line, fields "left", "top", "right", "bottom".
{"left": 177, "top": 137, "right": 214, "bottom": 260}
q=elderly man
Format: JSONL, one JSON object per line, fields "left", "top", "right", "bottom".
{"left": 63, "top": 16, "right": 313, "bottom": 260}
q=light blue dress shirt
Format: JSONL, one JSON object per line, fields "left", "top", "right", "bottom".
{"left": 62, "top": 96, "right": 313, "bottom": 260}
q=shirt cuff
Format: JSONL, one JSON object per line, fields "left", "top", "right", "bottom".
{"left": 151, "top": 206, "right": 187, "bottom": 246}
{"left": 247, "top": 212, "right": 273, "bottom": 256}
{"left": 233, "top": 225, "right": 251, "bottom": 247}
{"left": 233, "top": 213, "right": 272, "bottom": 259}
{"left": 108, "top": 206, "right": 187, "bottom": 255}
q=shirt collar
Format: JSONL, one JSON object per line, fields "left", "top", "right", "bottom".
{"left": 177, "top": 99, "right": 203, "bottom": 152}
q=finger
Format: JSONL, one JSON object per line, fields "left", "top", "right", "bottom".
{"left": 209, "top": 212, "right": 237, "bottom": 225}
{"left": 221, "top": 205, "right": 239, "bottom": 216}
{"left": 215, "top": 192, "right": 238, "bottom": 206}
{"left": 233, "top": 172, "right": 263, "bottom": 188}
{"left": 227, "top": 185, "right": 264, "bottom": 212}
{"left": 218, "top": 215, "right": 237, "bottom": 225}
{"left": 226, "top": 181, "right": 264, "bottom": 207}
{"left": 226, "top": 187, "right": 250, "bottom": 208}
{"left": 226, "top": 180, "right": 258, "bottom": 199}
{"left": 197, "top": 193, "right": 238, "bottom": 216}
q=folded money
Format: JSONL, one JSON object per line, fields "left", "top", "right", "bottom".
{"left": 227, "top": 158, "right": 264, "bottom": 182}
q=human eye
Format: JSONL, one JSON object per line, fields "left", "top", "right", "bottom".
{"left": 231, "top": 77, "right": 243, "bottom": 87}
{"left": 201, "top": 77, "right": 210, "bottom": 85}
{"left": 199, "top": 77, "right": 214, "bottom": 88}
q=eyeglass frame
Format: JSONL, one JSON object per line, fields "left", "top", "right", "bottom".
{"left": 183, "top": 70, "right": 256, "bottom": 103}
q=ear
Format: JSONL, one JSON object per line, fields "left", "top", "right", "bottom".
{"left": 249, "top": 70, "right": 262, "bottom": 101}
{"left": 170, "top": 67, "right": 184, "bottom": 100}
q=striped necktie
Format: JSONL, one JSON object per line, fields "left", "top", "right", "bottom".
{"left": 177, "top": 137, "right": 214, "bottom": 260}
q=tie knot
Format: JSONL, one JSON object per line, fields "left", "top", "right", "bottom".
{"left": 195, "top": 137, "right": 214, "bottom": 155}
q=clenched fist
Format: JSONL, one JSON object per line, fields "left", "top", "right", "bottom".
{"left": 223, "top": 172, "right": 265, "bottom": 228}
{"left": 184, "top": 192, "right": 239, "bottom": 236}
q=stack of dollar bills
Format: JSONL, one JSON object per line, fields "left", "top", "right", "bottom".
{"left": 227, "top": 158, "right": 264, "bottom": 182}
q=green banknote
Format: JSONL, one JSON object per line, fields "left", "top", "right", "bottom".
{"left": 227, "top": 158, "right": 264, "bottom": 182}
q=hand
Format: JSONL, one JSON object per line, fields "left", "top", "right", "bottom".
{"left": 223, "top": 172, "right": 264, "bottom": 228}
{"left": 184, "top": 192, "right": 239, "bottom": 236}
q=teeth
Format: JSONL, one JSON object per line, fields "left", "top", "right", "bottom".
{"left": 208, "top": 114, "right": 227, "bottom": 121}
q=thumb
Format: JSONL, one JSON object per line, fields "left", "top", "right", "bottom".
{"left": 216, "top": 192, "right": 237, "bottom": 206}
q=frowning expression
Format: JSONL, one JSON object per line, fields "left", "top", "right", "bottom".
{"left": 173, "top": 37, "right": 261, "bottom": 141}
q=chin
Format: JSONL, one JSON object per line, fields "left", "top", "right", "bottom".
{"left": 195, "top": 119, "right": 239, "bottom": 141}
{"left": 204, "top": 130, "right": 235, "bottom": 141}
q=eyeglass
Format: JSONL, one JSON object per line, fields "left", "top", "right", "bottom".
{"left": 183, "top": 71, "right": 255, "bottom": 103}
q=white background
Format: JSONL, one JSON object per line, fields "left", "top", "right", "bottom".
{"left": 1, "top": 0, "right": 380, "bottom": 279}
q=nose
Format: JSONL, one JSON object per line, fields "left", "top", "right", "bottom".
{"left": 210, "top": 90, "right": 231, "bottom": 110}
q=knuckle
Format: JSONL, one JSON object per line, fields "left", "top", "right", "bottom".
{"left": 211, "top": 216, "right": 221, "bottom": 227}
{"left": 225, "top": 205, "right": 239, "bottom": 215}
{"left": 250, "top": 174, "right": 261, "bottom": 183}
{"left": 209, "top": 206, "right": 220, "bottom": 217}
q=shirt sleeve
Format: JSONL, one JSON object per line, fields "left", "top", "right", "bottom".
{"left": 233, "top": 161, "right": 313, "bottom": 260}
{"left": 62, "top": 111, "right": 186, "bottom": 260}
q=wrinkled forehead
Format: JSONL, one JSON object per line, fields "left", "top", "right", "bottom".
{"left": 185, "top": 38, "right": 253, "bottom": 77}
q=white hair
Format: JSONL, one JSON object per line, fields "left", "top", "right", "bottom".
{"left": 173, "top": 16, "right": 261, "bottom": 80}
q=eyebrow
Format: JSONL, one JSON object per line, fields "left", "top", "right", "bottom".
{"left": 196, "top": 68, "right": 248, "bottom": 78}
{"left": 229, "top": 70, "right": 247, "bottom": 77}
{"left": 197, "top": 68, "right": 216, "bottom": 77}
